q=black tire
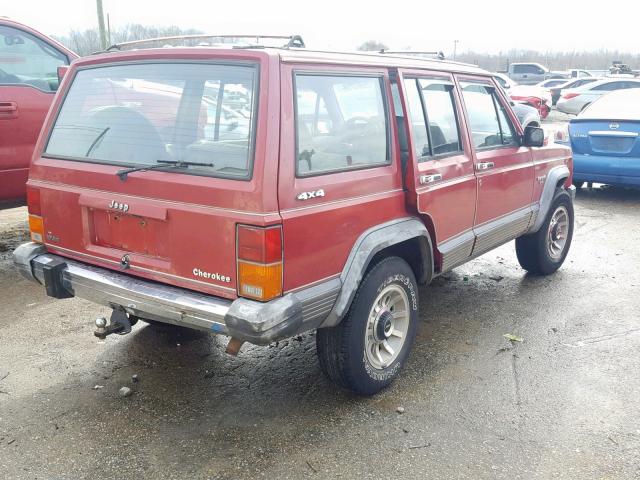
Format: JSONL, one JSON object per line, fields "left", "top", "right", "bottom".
{"left": 516, "top": 188, "right": 574, "bottom": 275}
{"left": 316, "top": 256, "right": 419, "bottom": 396}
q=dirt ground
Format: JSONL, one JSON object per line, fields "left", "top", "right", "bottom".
{"left": 1, "top": 186, "right": 639, "bottom": 480}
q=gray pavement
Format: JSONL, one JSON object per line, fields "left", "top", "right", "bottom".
{"left": 1, "top": 185, "right": 639, "bottom": 479}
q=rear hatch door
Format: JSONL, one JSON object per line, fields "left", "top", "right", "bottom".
{"left": 29, "top": 50, "right": 280, "bottom": 299}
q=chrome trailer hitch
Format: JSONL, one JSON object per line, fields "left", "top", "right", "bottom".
{"left": 94, "top": 307, "right": 138, "bottom": 339}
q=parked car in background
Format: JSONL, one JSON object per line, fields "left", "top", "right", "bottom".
{"left": 536, "top": 79, "right": 568, "bottom": 89}
{"left": 0, "top": 18, "right": 77, "bottom": 207}
{"left": 506, "top": 62, "right": 567, "bottom": 85}
{"left": 557, "top": 78, "right": 640, "bottom": 115}
{"left": 569, "top": 88, "right": 640, "bottom": 188}
{"left": 511, "top": 102, "right": 541, "bottom": 129}
{"left": 13, "top": 39, "right": 575, "bottom": 396}
{"left": 509, "top": 85, "right": 552, "bottom": 119}
{"left": 568, "top": 69, "right": 593, "bottom": 79}
{"left": 493, "top": 72, "right": 516, "bottom": 91}
{"left": 550, "top": 78, "right": 598, "bottom": 105}
{"left": 492, "top": 75, "right": 541, "bottom": 128}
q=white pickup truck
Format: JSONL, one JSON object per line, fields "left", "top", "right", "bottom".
{"left": 505, "top": 63, "right": 573, "bottom": 85}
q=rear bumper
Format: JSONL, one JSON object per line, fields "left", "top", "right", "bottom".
{"left": 13, "top": 242, "right": 340, "bottom": 345}
{"left": 573, "top": 153, "right": 640, "bottom": 186}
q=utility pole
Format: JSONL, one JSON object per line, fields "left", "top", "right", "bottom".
{"left": 96, "top": 0, "right": 108, "bottom": 50}
{"left": 453, "top": 40, "right": 459, "bottom": 61}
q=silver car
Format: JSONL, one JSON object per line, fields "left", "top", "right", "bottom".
{"left": 556, "top": 78, "right": 640, "bottom": 114}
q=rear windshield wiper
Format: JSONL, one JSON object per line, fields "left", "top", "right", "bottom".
{"left": 116, "top": 160, "right": 214, "bottom": 181}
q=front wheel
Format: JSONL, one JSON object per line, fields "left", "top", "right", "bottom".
{"left": 516, "top": 188, "right": 574, "bottom": 275}
{"left": 316, "top": 256, "right": 419, "bottom": 396}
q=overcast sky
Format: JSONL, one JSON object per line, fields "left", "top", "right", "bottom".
{"left": 4, "top": 0, "right": 640, "bottom": 55}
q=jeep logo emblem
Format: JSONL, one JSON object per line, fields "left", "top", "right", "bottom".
{"left": 108, "top": 200, "right": 129, "bottom": 213}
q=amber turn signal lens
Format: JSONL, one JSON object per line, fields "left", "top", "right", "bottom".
{"left": 28, "top": 214, "right": 44, "bottom": 243}
{"left": 237, "top": 261, "right": 282, "bottom": 301}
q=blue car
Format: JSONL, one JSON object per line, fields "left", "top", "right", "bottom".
{"left": 569, "top": 88, "right": 640, "bottom": 188}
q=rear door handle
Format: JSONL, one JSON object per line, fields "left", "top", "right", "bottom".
{"left": 419, "top": 173, "right": 443, "bottom": 185}
{"left": 0, "top": 102, "right": 18, "bottom": 118}
{"left": 476, "top": 162, "right": 495, "bottom": 171}
{"left": 0, "top": 102, "right": 17, "bottom": 113}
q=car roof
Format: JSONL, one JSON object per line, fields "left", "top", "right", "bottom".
{"left": 580, "top": 77, "right": 640, "bottom": 89}
{"left": 578, "top": 88, "right": 640, "bottom": 121}
{"left": 76, "top": 45, "right": 488, "bottom": 76}
{"left": 277, "top": 48, "right": 485, "bottom": 74}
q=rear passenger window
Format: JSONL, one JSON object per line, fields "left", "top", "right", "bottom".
{"left": 403, "top": 78, "right": 462, "bottom": 161}
{"left": 419, "top": 80, "right": 462, "bottom": 155}
{"left": 461, "top": 84, "right": 516, "bottom": 149}
{"left": 403, "top": 79, "right": 430, "bottom": 159}
{"left": 294, "top": 74, "right": 389, "bottom": 176}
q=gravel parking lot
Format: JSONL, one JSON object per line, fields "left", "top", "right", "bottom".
{"left": 1, "top": 185, "right": 639, "bottom": 480}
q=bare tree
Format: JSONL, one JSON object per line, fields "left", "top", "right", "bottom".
{"left": 455, "top": 49, "right": 640, "bottom": 72}
{"left": 53, "top": 24, "right": 203, "bottom": 56}
{"left": 357, "top": 40, "right": 389, "bottom": 52}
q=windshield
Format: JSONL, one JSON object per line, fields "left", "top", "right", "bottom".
{"left": 45, "top": 62, "right": 257, "bottom": 179}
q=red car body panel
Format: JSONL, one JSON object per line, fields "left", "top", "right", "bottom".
{"left": 0, "top": 19, "right": 78, "bottom": 205}
{"left": 26, "top": 47, "right": 572, "bottom": 302}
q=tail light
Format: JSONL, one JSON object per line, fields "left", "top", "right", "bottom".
{"left": 563, "top": 93, "right": 580, "bottom": 100}
{"left": 236, "top": 225, "right": 283, "bottom": 302}
{"left": 26, "top": 186, "right": 44, "bottom": 243}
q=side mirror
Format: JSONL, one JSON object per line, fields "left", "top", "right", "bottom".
{"left": 522, "top": 125, "right": 545, "bottom": 147}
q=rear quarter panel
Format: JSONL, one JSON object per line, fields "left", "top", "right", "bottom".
{"left": 277, "top": 62, "right": 407, "bottom": 293}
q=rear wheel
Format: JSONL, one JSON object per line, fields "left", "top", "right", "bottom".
{"left": 516, "top": 189, "right": 574, "bottom": 275}
{"left": 316, "top": 256, "right": 419, "bottom": 396}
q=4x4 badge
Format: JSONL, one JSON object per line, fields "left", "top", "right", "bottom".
{"left": 296, "top": 189, "right": 325, "bottom": 201}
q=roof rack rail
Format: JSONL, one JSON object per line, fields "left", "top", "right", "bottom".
{"left": 105, "top": 34, "right": 305, "bottom": 52}
{"left": 379, "top": 49, "right": 445, "bottom": 60}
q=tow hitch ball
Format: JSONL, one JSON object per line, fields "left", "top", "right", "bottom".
{"left": 94, "top": 308, "right": 136, "bottom": 339}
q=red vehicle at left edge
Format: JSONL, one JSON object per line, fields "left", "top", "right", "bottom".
{"left": 0, "top": 18, "right": 77, "bottom": 206}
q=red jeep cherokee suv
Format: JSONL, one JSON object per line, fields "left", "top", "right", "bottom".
{"left": 0, "top": 18, "right": 77, "bottom": 206}
{"left": 14, "top": 36, "right": 575, "bottom": 395}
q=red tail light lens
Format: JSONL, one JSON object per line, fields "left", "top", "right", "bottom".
{"left": 237, "top": 226, "right": 282, "bottom": 263}
{"left": 563, "top": 93, "right": 580, "bottom": 100}
{"left": 26, "top": 186, "right": 41, "bottom": 216}
{"left": 237, "top": 225, "right": 283, "bottom": 301}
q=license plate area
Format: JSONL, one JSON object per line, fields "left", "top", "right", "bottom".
{"left": 590, "top": 136, "right": 635, "bottom": 154}
{"left": 89, "top": 209, "right": 169, "bottom": 259}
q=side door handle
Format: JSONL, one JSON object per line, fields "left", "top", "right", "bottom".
{"left": 419, "top": 173, "right": 443, "bottom": 185}
{"left": 476, "top": 162, "right": 495, "bottom": 171}
{"left": 0, "top": 102, "right": 18, "bottom": 118}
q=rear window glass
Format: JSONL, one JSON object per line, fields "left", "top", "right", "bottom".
{"left": 295, "top": 74, "right": 389, "bottom": 176}
{"left": 45, "top": 62, "right": 257, "bottom": 179}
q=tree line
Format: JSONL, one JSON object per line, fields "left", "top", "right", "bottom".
{"left": 53, "top": 30, "right": 639, "bottom": 72}
{"left": 53, "top": 24, "right": 203, "bottom": 55}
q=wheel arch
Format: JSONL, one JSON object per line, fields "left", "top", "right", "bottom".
{"left": 529, "top": 165, "right": 571, "bottom": 233}
{"left": 320, "top": 217, "right": 433, "bottom": 328}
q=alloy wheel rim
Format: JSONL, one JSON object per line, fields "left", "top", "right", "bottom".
{"left": 547, "top": 206, "right": 569, "bottom": 260}
{"left": 364, "top": 284, "right": 410, "bottom": 370}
